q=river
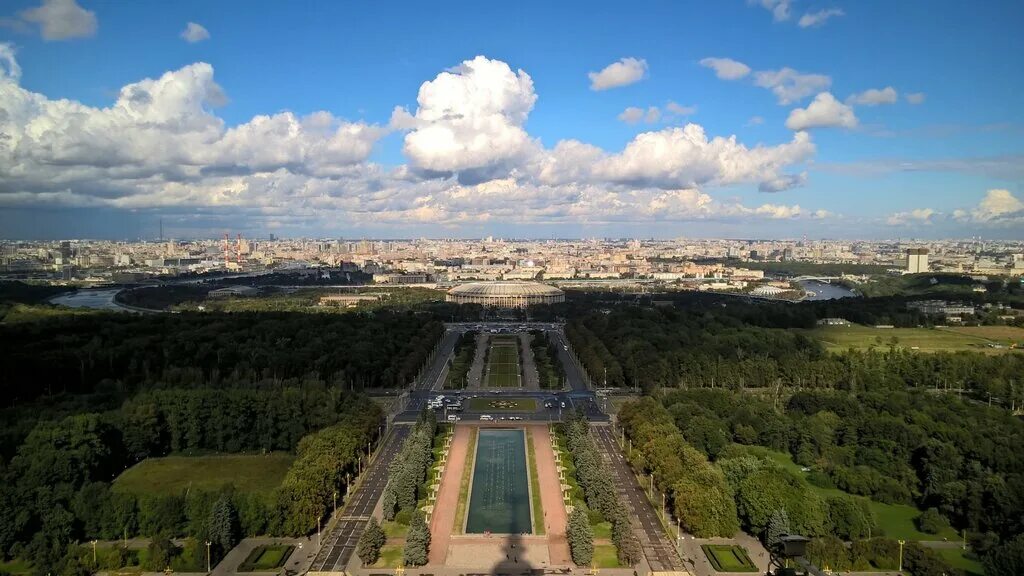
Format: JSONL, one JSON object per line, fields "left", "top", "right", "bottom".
{"left": 797, "top": 280, "right": 858, "bottom": 301}
{"left": 49, "top": 288, "right": 129, "bottom": 311}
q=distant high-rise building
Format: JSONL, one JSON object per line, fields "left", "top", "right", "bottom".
{"left": 906, "top": 248, "right": 929, "bottom": 273}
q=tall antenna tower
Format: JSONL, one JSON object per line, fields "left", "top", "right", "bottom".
{"left": 222, "top": 233, "right": 230, "bottom": 267}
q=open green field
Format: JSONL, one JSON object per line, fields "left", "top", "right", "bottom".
{"left": 702, "top": 544, "right": 758, "bottom": 572}
{"left": 486, "top": 335, "right": 522, "bottom": 387}
{"left": 936, "top": 548, "right": 986, "bottom": 576}
{"left": 761, "top": 448, "right": 959, "bottom": 541}
{"left": 113, "top": 453, "right": 293, "bottom": 496}
{"left": 944, "top": 325, "right": 1024, "bottom": 343}
{"left": 803, "top": 325, "right": 1020, "bottom": 354}
{"left": 467, "top": 397, "right": 538, "bottom": 412}
{"left": 237, "top": 545, "right": 294, "bottom": 572}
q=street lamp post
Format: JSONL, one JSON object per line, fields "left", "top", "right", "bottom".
{"left": 318, "top": 515, "right": 322, "bottom": 548}
{"left": 205, "top": 541, "right": 211, "bottom": 573}
{"left": 898, "top": 539, "right": 906, "bottom": 572}
{"left": 91, "top": 540, "right": 97, "bottom": 566}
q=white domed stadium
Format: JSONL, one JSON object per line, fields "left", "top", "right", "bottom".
{"left": 446, "top": 281, "right": 565, "bottom": 308}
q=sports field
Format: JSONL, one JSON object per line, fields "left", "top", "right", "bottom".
{"left": 112, "top": 453, "right": 293, "bottom": 496}
{"left": 804, "top": 325, "right": 1022, "bottom": 354}
{"left": 465, "top": 429, "right": 533, "bottom": 534}
{"left": 485, "top": 335, "right": 522, "bottom": 387}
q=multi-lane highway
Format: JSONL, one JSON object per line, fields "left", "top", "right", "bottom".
{"left": 308, "top": 425, "right": 410, "bottom": 573}
{"left": 592, "top": 425, "right": 685, "bottom": 572}
{"left": 392, "top": 324, "right": 608, "bottom": 424}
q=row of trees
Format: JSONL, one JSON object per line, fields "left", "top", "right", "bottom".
{"left": 565, "top": 304, "right": 1023, "bottom": 406}
{"left": 618, "top": 398, "right": 739, "bottom": 537}
{"left": 446, "top": 331, "right": 477, "bottom": 388}
{"left": 0, "top": 310, "right": 444, "bottom": 407}
{"left": 530, "top": 330, "right": 565, "bottom": 389}
{"left": 561, "top": 417, "right": 641, "bottom": 566}
{"left": 382, "top": 412, "right": 437, "bottom": 525}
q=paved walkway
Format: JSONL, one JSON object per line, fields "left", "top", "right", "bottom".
{"left": 467, "top": 333, "right": 488, "bottom": 388}
{"left": 429, "top": 425, "right": 472, "bottom": 564}
{"left": 519, "top": 333, "right": 541, "bottom": 389}
{"left": 529, "top": 424, "right": 571, "bottom": 566}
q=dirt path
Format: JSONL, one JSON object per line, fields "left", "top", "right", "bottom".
{"left": 429, "top": 425, "right": 471, "bottom": 565}
{"left": 529, "top": 424, "right": 571, "bottom": 565}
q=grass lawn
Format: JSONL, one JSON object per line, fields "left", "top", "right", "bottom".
{"left": 591, "top": 521, "right": 613, "bottom": 540}
{"left": 936, "top": 548, "right": 986, "bottom": 576}
{"left": 526, "top": 429, "right": 546, "bottom": 535}
{"left": 237, "top": 545, "right": 294, "bottom": 572}
{"left": 382, "top": 519, "right": 409, "bottom": 539}
{"left": 701, "top": 544, "right": 758, "bottom": 572}
{"left": 0, "top": 559, "right": 32, "bottom": 575}
{"left": 592, "top": 544, "right": 621, "bottom": 568}
{"left": 803, "top": 325, "right": 1017, "bottom": 354}
{"left": 944, "top": 325, "right": 1024, "bottom": 344}
{"left": 758, "top": 447, "right": 959, "bottom": 541}
{"left": 453, "top": 428, "right": 478, "bottom": 535}
{"left": 371, "top": 544, "right": 404, "bottom": 568}
{"left": 486, "top": 337, "right": 522, "bottom": 387}
{"left": 467, "top": 397, "right": 538, "bottom": 411}
{"left": 113, "top": 453, "right": 293, "bottom": 496}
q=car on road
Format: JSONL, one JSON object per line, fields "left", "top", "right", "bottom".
{"left": 447, "top": 414, "right": 460, "bottom": 422}
{"left": 479, "top": 414, "right": 494, "bottom": 421}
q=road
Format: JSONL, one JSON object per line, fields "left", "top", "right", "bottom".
{"left": 308, "top": 425, "right": 410, "bottom": 573}
{"left": 393, "top": 323, "right": 608, "bottom": 424}
{"left": 591, "top": 425, "right": 685, "bottom": 572}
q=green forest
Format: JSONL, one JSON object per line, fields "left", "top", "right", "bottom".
{"left": 0, "top": 284, "right": 443, "bottom": 575}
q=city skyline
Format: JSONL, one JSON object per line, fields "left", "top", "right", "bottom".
{"left": 1, "top": 0, "right": 1023, "bottom": 240}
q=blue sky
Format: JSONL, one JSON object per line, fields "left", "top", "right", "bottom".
{"left": 0, "top": 0, "right": 1022, "bottom": 239}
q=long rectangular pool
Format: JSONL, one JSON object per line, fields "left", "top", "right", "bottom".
{"left": 465, "top": 428, "right": 533, "bottom": 534}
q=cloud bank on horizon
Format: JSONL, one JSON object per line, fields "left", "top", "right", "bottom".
{"left": 0, "top": 0, "right": 1022, "bottom": 239}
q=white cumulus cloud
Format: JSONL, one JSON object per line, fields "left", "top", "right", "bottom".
{"left": 538, "top": 124, "right": 815, "bottom": 192}
{"left": 785, "top": 92, "right": 858, "bottom": 130}
{"left": 0, "top": 50, "right": 830, "bottom": 231}
{"left": 905, "top": 92, "right": 926, "bottom": 105}
{"left": 588, "top": 57, "right": 648, "bottom": 91}
{"left": 847, "top": 87, "right": 898, "bottom": 106}
{"left": 798, "top": 8, "right": 845, "bottom": 28}
{"left": 398, "top": 55, "right": 539, "bottom": 176}
{"left": 749, "top": 0, "right": 793, "bottom": 21}
{"left": 18, "top": 0, "right": 96, "bottom": 40}
{"left": 180, "top": 22, "right": 210, "bottom": 43}
{"left": 699, "top": 57, "right": 751, "bottom": 80}
{"left": 754, "top": 67, "right": 832, "bottom": 105}
{"left": 963, "top": 189, "right": 1024, "bottom": 222}
{"left": 886, "top": 208, "right": 938, "bottom": 226}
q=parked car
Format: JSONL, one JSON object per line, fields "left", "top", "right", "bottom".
{"left": 480, "top": 414, "right": 494, "bottom": 421}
